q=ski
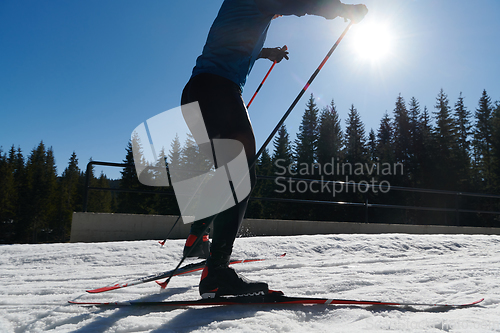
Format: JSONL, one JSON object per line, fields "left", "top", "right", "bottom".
{"left": 86, "top": 253, "right": 286, "bottom": 293}
{"left": 70, "top": 291, "right": 484, "bottom": 308}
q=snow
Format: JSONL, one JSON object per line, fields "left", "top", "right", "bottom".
{"left": 1, "top": 234, "right": 500, "bottom": 333}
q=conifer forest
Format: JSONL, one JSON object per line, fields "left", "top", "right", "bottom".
{"left": 1, "top": 89, "right": 500, "bottom": 243}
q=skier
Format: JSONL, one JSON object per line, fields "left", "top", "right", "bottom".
{"left": 181, "top": 0, "right": 368, "bottom": 298}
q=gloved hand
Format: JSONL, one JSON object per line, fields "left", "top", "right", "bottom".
{"left": 259, "top": 45, "right": 289, "bottom": 63}
{"left": 340, "top": 4, "right": 368, "bottom": 24}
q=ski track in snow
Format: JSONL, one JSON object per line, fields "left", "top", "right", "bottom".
{"left": 1, "top": 234, "right": 499, "bottom": 333}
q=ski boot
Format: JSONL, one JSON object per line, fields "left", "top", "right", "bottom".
{"left": 199, "top": 256, "right": 268, "bottom": 298}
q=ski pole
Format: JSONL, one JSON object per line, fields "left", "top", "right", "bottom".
{"left": 246, "top": 61, "right": 276, "bottom": 109}
{"left": 158, "top": 215, "right": 181, "bottom": 246}
{"left": 251, "top": 21, "right": 353, "bottom": 168}
{"left": 247, "top": 45, "right": 287, "bottom": 109}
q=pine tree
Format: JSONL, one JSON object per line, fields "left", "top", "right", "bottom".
{"left": 317, "top": 99, "right": 343, "bottom": 169}
{"left": 0, "top": 147, "right": 16, "bottom": 242}
{"left": 257, "top": 148, "right": 273, "bottom": 206}
{"left": 270, "top": 125, "right": 294, "bottom": 219}
{"left": 24, "top": 142, "right": 58, "bottom": 243}
{"left": 433, "top": 89, "right": 459, "bottom": 189}
{"left": 151, "top": 147, "right": 170, "bottom": 188}
{"left": 342, "top": 104, "right": 368, "bottom": 213}
{"left": 375, "top": 112, "right": 396, "bottom": 191}
{"left": 420, "top": 106, "right": 433, "bottom": 139}
{"left": 152, "top": 143, "right": 179, "bottom": 216}
{"left": 316, "top": 100, "right": 344, "bottom": 222}
{"left": 181, "top": 133, "right": 211, "bottom": 174}
{"left": 294, "top": 94, "right": 319, "bottom": 173}
{"left": 56, "top": 152, "right": 81, "bottom": 241}
{"left": 256, "top": 148, "right": 273, "bottom": 177}
{"left": 168, "top": 134, "right": 182, "bottom": 172}
{"left": 473, "top": 90, "right": 494, "bottom": 190}
{"left": 453, "top": 92, "right": 472, "bottom": 188}
{"left": 247, "top": 148, "right": 272, "bottom": 218}
{"left": 118, "top": 139, "right": 148, "bottom": 214}
{"left": 376, "top": 112, "right": 393, "bottom": 165}
{"left": 0, "top": 148, "right": 14, "bottom": 214}
{"left": 367, "top": 129, "right": 377, "bottom": 163}
{"left": 272, "top": 125, "right": 293, "bottom": 175}
{"left": 392, "top": 95, "right": 411, "bottom": 173}
{"left": 8, "top": 146, "right": 27, "bottom": 242}
{"left": 418, "top": 106, "right": 437, "bottom": 188}
{"left": 344, "top": 104, "right": 366, "bottom": 165}
{"left": 408, "top": 97, "right": 422, "bottom": 135}
{"left": 491, "top": 101, "right": 500, "bottom": 193}
{"left": 408, "top": 97, "right": 423, "bottom": 186}
{"left": 434, "top": 89, "right": 456, "bottom": 147}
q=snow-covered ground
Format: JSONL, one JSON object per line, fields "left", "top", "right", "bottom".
{"left": 1, "top": 234, "right": 499, "bottom": 333}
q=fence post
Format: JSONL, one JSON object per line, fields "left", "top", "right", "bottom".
{"left": 82, "top": 161, "right": 93, "bottom": 212}
{"left": 365, "top": 196, "right": 369, "bottom": 223}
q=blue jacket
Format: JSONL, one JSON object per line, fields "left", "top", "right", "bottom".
{"left": 191, "top": 0, "right": 344, "bottom": 91}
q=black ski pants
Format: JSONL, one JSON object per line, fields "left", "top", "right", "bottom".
{"left": 181, "top": 73, "right": 256, "bottom": 264}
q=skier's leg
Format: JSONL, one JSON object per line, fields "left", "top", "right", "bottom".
{"left": 181, "top": 73, "right": 255, "bottom": 255}
{"left": 180, "top": 73, "right": 268, "bottom": 297}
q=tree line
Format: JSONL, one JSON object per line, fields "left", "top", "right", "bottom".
{"left": 248, "top": 89, "right": 500, "bottom": 227}
{"left": 1, "top": 88, "right": 499, "bottom": 243}
{"left": 0, "top": 144, "right": 115, "bottom": 244}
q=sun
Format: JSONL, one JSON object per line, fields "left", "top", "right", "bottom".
{"left": 350, "top": 22, "right": 394, "bottom": 61}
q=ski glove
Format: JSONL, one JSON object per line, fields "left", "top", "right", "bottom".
{"left": 259, "top": 45, "right": 289, "bottom": 63}
{"left": 340, "top": 4, "right": 368, "bottom": 24}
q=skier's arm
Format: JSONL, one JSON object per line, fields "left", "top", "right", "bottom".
{"left": 255, "top": 0, "right": 367, "bottom": 23}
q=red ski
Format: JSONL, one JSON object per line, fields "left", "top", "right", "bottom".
{"left": 70, "top": 290, "right": 484, "bottom": 308}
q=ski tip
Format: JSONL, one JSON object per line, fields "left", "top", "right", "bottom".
{"left": 279, "top": 253, "right": 286, "bottom": 257}
{"left": 158, "top": 240, "right": 166, "bottom": 246}
{"left": 466, "top": 298, "right": 485, "bottom": 306}
{"left": 86, "top": 284, "right": 122, "bottom": 293}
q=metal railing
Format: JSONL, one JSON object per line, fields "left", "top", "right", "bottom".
{"left": 255, "top": 176, "right": 500, "bottom": 225}
{"left": 82, "top": 161, "right": 175, "bottom": 212}
{"left": 83, "top": 161, "right": 500, "bottom": 225}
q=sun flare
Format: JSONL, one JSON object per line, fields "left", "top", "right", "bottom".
{"left": 350, "top": 22, "right": 394, "bottom": 61}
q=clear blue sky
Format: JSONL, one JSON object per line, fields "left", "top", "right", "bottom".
{"left": 1, "top": 0, "right": 499, "bottom": 179}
